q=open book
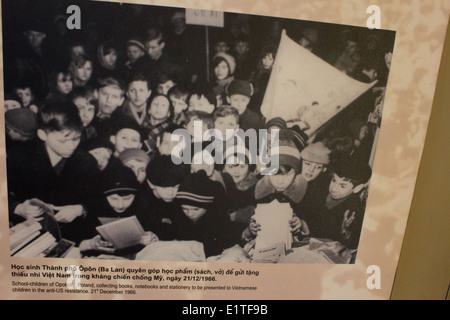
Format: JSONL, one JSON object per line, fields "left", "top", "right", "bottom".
{"left": 96, "top": 216, "right": 145, "bottom": 250}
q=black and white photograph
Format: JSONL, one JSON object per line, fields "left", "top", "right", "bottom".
{"left": 3, "top": 0, "right": 396, "bottom": 264}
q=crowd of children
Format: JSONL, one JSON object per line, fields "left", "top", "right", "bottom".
{"left": 3, "top": 1, "right": 393, "bottom": 261}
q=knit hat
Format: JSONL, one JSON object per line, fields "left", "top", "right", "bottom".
{"left": 300, "top": 142, "right": 331, "bottom": 165}
{"left": 275, "top": 145, "right": 302, "bottom": 174}
{"left": 288, "top": 125, "right": 309, "bottom": 152}
{"left": 213, "top": 52, "right": 236, "bottom": 75}
{"left": 226, "top": 80, "right": 253, "bottom": 97}
{"left": 265, "top": 117, "right": 287, "bottom": 130}
{"left": 176, "top": 171, "right": 215, "bottom": 209}
{"left": 119, "top": 148, "right": 150, "bottom": 166}
{"left": 146, "top": 155, "right": 190, "bottom": 187}
{"left": 82, "top": 136, "right": 114, "bottom": 151}
{"left": 5, "top": 108, "right": 37, "bottom": 137}
{"left": 126, "top": 38, "right": 146, "bottom": 53}
{"left": 102, "top": 164, "right": 139, "bottom": 196}
{"left": 333, "top": 158, "right": 372, "bottom": 185}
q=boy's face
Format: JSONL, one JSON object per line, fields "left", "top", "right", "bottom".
{"left": 301, "top": 160, "right": 325, "bottom": 182}
{"left": 74, "top": 61, "right": 93, "bottom": 82}
{"left": 186, "top": 118, "right": 208, "bottom": 140}
{"left": 146, "top": 39, "right": 165, "bottom": 61}
{"left": 214, "top": 61, "right": 230, "bottom": 80}
{"left": 268, "top": 168, "right": 296, "bottom": 192}
{"left": 111, "top": 128, "right": 142, "bottom": 155}
{"left": 4, "top": 100, "right": 22, "bottom": 113}
{"left": 329, "top": 174, "right": 356, "bottom": 200}
{"left": 214, "top": 41, "right": 229, "bottom": 54}
{"left": 25, "top": 30, "right": 46, "bottom": 49}
{"left": 189, "top": 95, "right": 215, "bottom": 114}
{"left": 223, "top": 161, "right": 249, "bottom": 184}
{"left": 151, "top": 184, "right": 179, "bottom": 203}
{"left": 106, "top": 193, "right": 135, "bottom": 214}
{"left": 182, "top": 205, "right": 207, "bottom": 223}
{"left": 73, "top": 96, "right": 96, "bottom": 127}
{"left": 56, "top": 72, "right": 73, "bottom": 94}
{"left": 71, "top": 45, "right": 85, "bottom": 59}
{"left": 234, "top": 41, "right": 249, "bottom": 55}
{"left": 228, "top": 94, "right": 250, "bottom": 115}
{"left": 170, "top": 95, "right": 188, "bottom": 116}
{"left": 97, "top": 86, "right": 125, "bottom": 116}
{"left": 158, "top": 132, "right": 182, "bottom": 156}
{"left": 214, "top": 115, "right": 239, "bottom": 138}
{"left": 157, "top": 80, "right": 175, "bottom": 96}
{"left": 124, "top": 159, "right": 147, "bottom": 184}
{"left": 127, "top": 81, "right": 151, "bottom": 108}
{"left": 39, "top": 129, "right": 81, "bottom": 159}
{"left": 89, "top": 147, "right": 112, "bottom": 171}
{"left": 16, "top": 88, "right": 33, "bottom": 107}
{"left": 149, "top": 95, "right": 170, "bottom": 121}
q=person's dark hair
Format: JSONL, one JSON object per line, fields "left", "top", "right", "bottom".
{"left": 127, "top": 73, "right": 151, "bottom": 91}
{"left": 39, "top": 100, "right": 83, "bottom": 133}
{"left": 188, "top": 82, "right": 217, "bottom": 108}
{"left": 185, "top": 110, "right": 214, "bottom": 129}
{"left": 145, "top": 27, "right": 165, "bottom": 45}
{"left": 48, "top": 68, "right": 72, "bottom": 94}
{"left": 167, "top": 84, "right": 189, "bottom": 102}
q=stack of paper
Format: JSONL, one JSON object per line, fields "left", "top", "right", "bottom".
{"left": 13, "top": 232, "right": 57, "bottom": 258}
{"left": 252, "top": 200, "right": 293, "bottom": 263}
{"left": 10, "top": 220, "right": 43, "bottom": 255}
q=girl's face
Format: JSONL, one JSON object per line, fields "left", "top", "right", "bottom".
{"left": 74, "top": 61, "right": 93, "bottom": 82}
{"left": 106, "top": 193, "right": 135, "bottom": 214}
{"left": 103, "top": 50, "right": 118, "bottom": 69}
{"left": 182, "top": 205, "right": 207, "bottom": 224}
{"left": 127, "top": 45, "right": 144, "bottom": 63}
{"left": 149, "top": 95, "right": 170, "bottom": 121}
{"left": 262, "top": 53, "right": 274, "bottom": 70}
{"left": 56, "top": 73, "right": 73, "bottom": 94}
{"left": 268, "top": 168, "right": 296, "bottom": 192}
{"left": 74, "top": 96, "right": 96, "bottom": 127}
{"left": 214, "top": 61, "right": 230, "bottom": 80}
{"left": 223, "top": 160, "right": 249, "bottom": 184}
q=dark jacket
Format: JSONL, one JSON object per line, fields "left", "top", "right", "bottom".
{"left": 6, "top": 140, "right": 101, "bottom": 243}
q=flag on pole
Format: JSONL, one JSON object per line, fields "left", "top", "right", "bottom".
{"left": 261, "top": 30, "right": 377, "bottom": 137}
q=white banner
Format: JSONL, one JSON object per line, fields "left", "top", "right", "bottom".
{"left": 186, "top": 9, "right": 224, "bottom": 28}
{"left": 261, "top": 30, "right": 377, "bottom": 136}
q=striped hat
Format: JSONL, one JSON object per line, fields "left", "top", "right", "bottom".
{"left": 176, "top": 171, "right": 215, "bottom": 209}
{"left": 275, "top": 145, "right": 302, "bottom": 174}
